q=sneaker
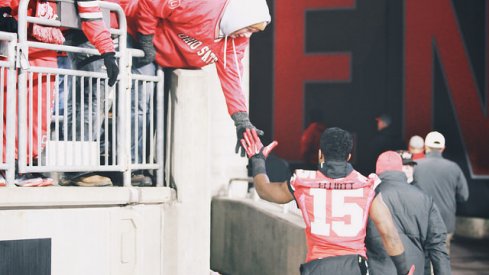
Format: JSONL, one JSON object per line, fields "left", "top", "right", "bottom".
{"left": 16, "top": 173, "right": 54, "bottom": 187}
{"left": 32, "top": 173, "right": 54, "bottom": 186}
{"left": 39, "top": 177, "right": 55, "bottom": 187}
{"left": 75, "top": 175, "right": 113, "bottom": 187}
{"left": 131, "top": 173, "right": 152, "bottom": 187}
{"left": 0, "top": 173, "right": 6, "bottom": 187}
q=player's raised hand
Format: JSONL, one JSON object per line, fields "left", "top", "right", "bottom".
{"left": 240, "top": 128, "right": 277, "bottom": 159}
{"left": 231, "top": 112, "right": 264, "bottom": 157}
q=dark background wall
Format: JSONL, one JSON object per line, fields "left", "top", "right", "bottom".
{"left": 249, "top": 0, "right": 489, "bottom": 218}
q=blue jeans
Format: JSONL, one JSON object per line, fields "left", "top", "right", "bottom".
{"left": 56, "top": 54, "right": 72, "bottom": 116}
{"left": 66, "top": 41, "right": 108, "bottom": 144}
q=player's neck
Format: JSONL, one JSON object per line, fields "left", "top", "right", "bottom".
{"left": 319, "top": 160, "right": 353, "bottom": 179}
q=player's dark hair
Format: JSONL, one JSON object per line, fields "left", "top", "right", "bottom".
{"left": 319, "top": 127, "right": 353, "bottom": 161}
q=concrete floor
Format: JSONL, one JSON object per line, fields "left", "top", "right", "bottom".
{"left": 452, "top": 236, "right": 489, "bottom": 275}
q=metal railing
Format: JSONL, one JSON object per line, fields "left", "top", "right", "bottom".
{"left": 0, "top": 32, "right": 17, "bottom": 185}
{"left": 0, "top": 0, "right": 164, "bottom": 187}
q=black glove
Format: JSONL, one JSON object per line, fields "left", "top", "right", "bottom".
{"left": 102, "top": 52, "right": 119, "bottom": 87}
{"left": 231, "top": 111, "right": 264, "bottom": 157}
{"left": 135, "top": 33, "right": 156, "bottom": 67}
{"left": 0, "top": 7, "right": 18, "bottom": 33}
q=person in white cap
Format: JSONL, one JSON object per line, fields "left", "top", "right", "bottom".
{"left": 413, "top": 131, "right": 469, "bottom": 253}
{"left": 408, "top": 135, "right": 425, "bottom": 160}
{"left": 120, "top": 0, "right": 271, "bottom": 156}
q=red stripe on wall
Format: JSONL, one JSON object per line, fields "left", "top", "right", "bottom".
{"left": 274, "top": 0, "right": 353, "bottom": 160}
{"left": 405, "top": 0, "right": 489, "bottom": 176}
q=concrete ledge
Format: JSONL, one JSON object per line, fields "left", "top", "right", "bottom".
{"left": 0, "top": 187, "right": 174, "bottom": 208}
{"left": 211, "top": 196, "right": 307, "bottom": 275}
{"left": 456, "top": 217, "right": 489, "bottom": 239}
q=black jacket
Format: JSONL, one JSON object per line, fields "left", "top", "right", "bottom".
{"left": 413, "top": 152, "right": 469, "bottom": 233}
{"left": 366, "top": 171, "right": 451, "bottom": 275}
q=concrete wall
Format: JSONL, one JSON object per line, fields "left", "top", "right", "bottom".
{"left": 0, "top": 187, "right": 173, "bottom": 275}
{"left": 162, "top": 61, "right": 248, "bottom": 274}
{"left": 163, "top": 69, "right": 211, "bottom": 274}
{"left": 203, "top": 52, "right": 249, "bottom": 197}
{"left": 211, "top": 197, "right": 307, "bottom": 275}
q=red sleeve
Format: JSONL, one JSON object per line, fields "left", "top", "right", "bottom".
{"left": 215, "top": 37, "right": 249, "bottom": 116}
{"left": 137, "top": 0, "right": 169, "bottom": 35}
{"left": 0, "top": 0, "right": 11, "bottom": 7}
{"left": 81, "top": 21, "right": 115, "bottom": 54}
{"left": 76, "top": 0, "right": 115, "bottom": 54}
{"left": 3, "top": 0, "right": 34, "bottom": 21}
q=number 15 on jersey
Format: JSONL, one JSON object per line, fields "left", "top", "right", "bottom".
{"left": 310, "top": 188, "right": 365, "bottom": 237}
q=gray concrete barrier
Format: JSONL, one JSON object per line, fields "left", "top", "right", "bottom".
{"left": 211, "top": 196, "right": 489, "bottom": 275}
{"left": 456, "top": 217, "right": 489, "bottom": 239}
{"left": 211, "top": 197, "right": 307, "bottom": 275}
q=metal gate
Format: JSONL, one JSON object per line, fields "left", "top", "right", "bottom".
{"left": 0, "top": 0, "right": 164, "bottom": 186}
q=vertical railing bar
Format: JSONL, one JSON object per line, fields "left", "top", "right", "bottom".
{"left": 71, "top": 75, "right": 76, "bottom": 141}
{"left": 104, "top": 80, "right": 109, "bottom": 166}
{"left": 111, "top": 83, "right": 116, "bottom": 166}
{"left": 96, "top": 77, "right": 101, "bottom": 166}
{"left": 88, "top": 77, "right": 93, "bottom": 141}
{"left": 80, "top": 76, "right": 87, "bottom": 166}
{"left": 156, "top": 69, "right": 164, "bottom": 186}
{"left": 54, "top": 74, "right": 60, "bottom": 142}
{"left": 142, "top": 80, "right": 147, "bottom": 164}
{"left": 29, "top": 72, "right": 34, "bottom": 166}
{"left": 37, "top": 73, "right": 43, "bottom": 166}
{"left": 44, "top": 73, "right": 52, "bottom": 167}
{"left": 63, "top": 74, "right": 68, "bottom": 143}
{"left": 0, "top": 68, "right": 4, "bottom": 162}
{"left": 134, "top": 79, "right": 139, "bottom": 164}
{"left": 70, "top": 75, "right": 77, "bottom": 168}
{"left": 80, "top": 76, "right": 85, "bottom": 144}
{"left": 149, "top": 81, "right": 155, "bottom": 165}
{"left": 6, "top": 60, "right": 16, "bottom": 184}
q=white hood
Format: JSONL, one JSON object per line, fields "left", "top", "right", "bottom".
{"left": 220, "top": 0, "right": 271, "bottom": 36}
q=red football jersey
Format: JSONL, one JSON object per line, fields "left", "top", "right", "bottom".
{"left": 290, "top": 169, "right": 376, "bottom": 262}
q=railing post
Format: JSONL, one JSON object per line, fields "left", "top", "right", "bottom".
{"left": 120, "top": 49, "right": 131, "bottom": 186}
{"left": 156, "top": 68, "right": 164, "bottom": 187}
{"left": 17, "top": 0, "right": 30, "bottom": 174}
{"left": 0, "top": 32, "right": 18, "bottom": 185}
{"left": 98, "top": 1, "right": 131, "bottom": 186}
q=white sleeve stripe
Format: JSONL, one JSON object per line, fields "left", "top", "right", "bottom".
{"left": 79, "top": 12, "right": 103, "bottom": 19}
{"left": 77, "top": 1, "right": 100, "bottom": 8}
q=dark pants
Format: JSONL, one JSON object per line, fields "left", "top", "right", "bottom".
{"left": 300, "top": 255, "right": 368, "bottom": 275}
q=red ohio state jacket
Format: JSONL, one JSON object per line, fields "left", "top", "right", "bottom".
{"left": 122, "top": 0, "right": 255, "bottom": 115}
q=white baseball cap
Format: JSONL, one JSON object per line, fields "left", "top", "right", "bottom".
{"left": 409, "top": 135, "right": 424, "bottom": 149}
{"left": 425, "top": 131, "right": 445, "bottom": 149}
